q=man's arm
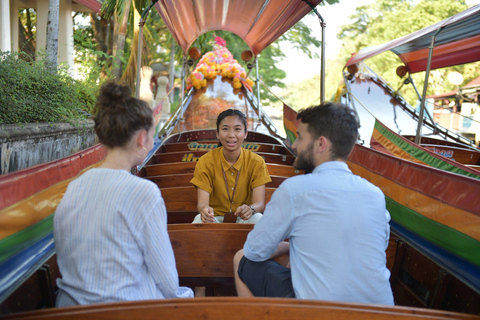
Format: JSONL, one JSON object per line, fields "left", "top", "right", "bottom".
{"left": 243, "top": 183, "right": 293, "bottom": 261}
{"left": 197, "top": 188, "right": 215, "bottom": 223}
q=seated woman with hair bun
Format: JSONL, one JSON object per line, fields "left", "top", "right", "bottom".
{"left": 54, "top": 81, "right": 193, "bottom": 307}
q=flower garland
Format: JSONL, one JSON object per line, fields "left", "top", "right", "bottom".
{"left": 186, "top": 37, "right": 254, "bottom": 92}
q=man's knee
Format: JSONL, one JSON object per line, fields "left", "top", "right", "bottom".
{"left": 233, "top": 249, "right": 244, "bottom": 270}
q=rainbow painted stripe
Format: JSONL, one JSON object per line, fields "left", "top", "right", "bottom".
{"left": 283, "top": 103, "right": 299, "bottom": 144}
{"left": 371, "top": 119, "right": 480, "bottom": 179}
{"left": 348, "top": 144, "right": 480, "bottom": 269}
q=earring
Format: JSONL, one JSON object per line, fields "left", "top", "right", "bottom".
{"left": 136, "top": 147, "right": 149, "bottom": 159}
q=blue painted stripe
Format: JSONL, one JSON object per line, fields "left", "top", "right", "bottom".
{"left": 390, "top": 221, "right": 480, "bottom": 292}
{"left": 0, "top": 233, "right": 55, "bottom": 301}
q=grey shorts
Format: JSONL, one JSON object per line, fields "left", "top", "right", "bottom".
{"left": 237, "top": 256, "right": 295, "bottom": 298}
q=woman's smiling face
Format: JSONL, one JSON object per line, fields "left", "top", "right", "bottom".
{"left": 216, "top": 115, "right": 247, "bottom": 152}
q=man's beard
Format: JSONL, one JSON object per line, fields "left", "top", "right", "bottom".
{"left": 293, "top": 143, "right": 315, "bottom": 172}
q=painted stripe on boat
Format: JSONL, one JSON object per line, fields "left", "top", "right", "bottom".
{"left": 0, "top": 214, "right": 53, "bottom": 263}
{"left": 348, "top": 161, "right": 480, "bottom": 243}
{"left": 373, "top": 120, "right": 480, "bottom": 179}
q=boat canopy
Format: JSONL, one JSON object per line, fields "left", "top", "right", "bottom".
{"left": 345, "top": 5, "right": 480, "bottom": 73}
{"left": 154, "top": 0, "right": 323, "bottom": 55}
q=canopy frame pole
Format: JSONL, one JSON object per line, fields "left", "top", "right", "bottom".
{"left": 408, "top": 75, "right": 437, "bottom": 127}
{"left": 303, "top": 0, "right": 325, "bottom": 104}
{"left": 255, "top": 56, "right": 261, "bottom": 108}
{"left": 180, "top": 55, "right": 187, "bottom": 119}
{"left": 415, "top": 29, "right": 441, "bottom": 145}
{"left": 135, "top": 0, "right": 160, "bottom": 98}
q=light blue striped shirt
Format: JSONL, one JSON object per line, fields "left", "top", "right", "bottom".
{"left": 244, "top": 161, "right": 394, "bottom": 305}
{"left": 54, "top": 168, "right": 193, "bottom": 307}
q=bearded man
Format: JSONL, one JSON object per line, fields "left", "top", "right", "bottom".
{"left": 233, "top": 103, "right": 394, "bottom": 305}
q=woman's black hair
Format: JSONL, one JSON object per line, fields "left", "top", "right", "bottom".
{"left": 216, "top": 109, "right": 247, "bottom": 132}
{"left": 216, "top": 109, "right": 247, "bottom": 147}
{"left": 93, "top": 81, "right": 153, "bottom": 148}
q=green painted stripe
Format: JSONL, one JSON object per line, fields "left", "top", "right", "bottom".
{"left": 374, "top": 121, "right": 480, "bottom": 179}
{"left": 387, "top": 196, "right": 480, "bottom": 268}
{"left": 284, "top": 127, "right": 297, "bottom": 144}
{"left": 0, "top": 214, "right": 54, "bottom": 263}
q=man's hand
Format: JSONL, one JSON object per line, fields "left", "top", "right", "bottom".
{"left": 200, "top": 206, "right": 215, "bottom": 223}
{"left": 235, "top": 204, "right": 254, "bottom": 221}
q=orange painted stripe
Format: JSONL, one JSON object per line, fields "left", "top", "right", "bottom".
{"left": 398, "top": 34, "right": 480, "bottom": 65}
{"left": 347, "top": 161, "right": 480, "bottom": 242}
{"left": 371, "top": 128, "right": 428, "bottom": 165}
{"left": 284, "top": 118, "right": 298, "bottom": 136}
{"left": 0, "top": 162, "right": 103, "bottom": 241}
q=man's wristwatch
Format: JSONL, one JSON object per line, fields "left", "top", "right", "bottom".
{"left": 249, "top": 205, "right": 256, "bottom": 214}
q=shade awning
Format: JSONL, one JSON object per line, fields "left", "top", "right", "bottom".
{"left": 73, "top": 0, "right": 101, "bottom": 13}
{"left": 155, "top": 0, "right": 322, "bottom": 55}
{"left": 345, "top": 5, "right": 480, "bottom": 73}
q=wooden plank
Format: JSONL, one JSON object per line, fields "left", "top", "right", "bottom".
{"left": 152, "top": 151, "right": 294, "bottom": 165}
{"left": 148, "top": 174, "right": 286, "bottom": 189}
{"left": 161, "top": 187, "right": 276, "bottom": 212}
{"left": 145, "top": 162, "right": 303, "bottom": 178}
{"left": 7, "top": 297, "right": 480, "bottom": 319}
{"left": 160, "top": 140, "right": 291, "bottom": 155}
{"left": 168, "top": 224, "right": 253, "bottom": 278}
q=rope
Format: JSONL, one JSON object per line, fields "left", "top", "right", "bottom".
{"left": 258, "top": 78, "right": 288, "bottom": 106}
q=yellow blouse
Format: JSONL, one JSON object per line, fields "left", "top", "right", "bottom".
{"left": 190, "top": 147, "right": 271, "bottom": 216}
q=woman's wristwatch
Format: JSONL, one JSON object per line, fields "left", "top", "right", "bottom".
{"left": 249, "top": 205, "right": 256, "bottom": 214}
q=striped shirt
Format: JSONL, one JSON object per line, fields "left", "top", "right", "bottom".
{"left": 54, "top": 168, "right": 193, "bottom": 307}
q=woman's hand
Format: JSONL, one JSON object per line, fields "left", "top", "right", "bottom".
{"left": 200, "top": 206, "right": 215, "bottom": 223}
{"left": 235, "top": 204, "right": 254, "bottom": 221}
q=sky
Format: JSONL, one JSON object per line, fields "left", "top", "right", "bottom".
{"left": 278, "top": 0, "right": 480, "bottom": 85}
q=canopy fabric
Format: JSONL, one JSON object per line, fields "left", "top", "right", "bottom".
{"left": 155, "top": 0, "right": 322, "bottom": 55}
{"left": 346, "top": 5, "right": 480, "bottom": 73}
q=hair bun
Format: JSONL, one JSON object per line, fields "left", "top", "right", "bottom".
{"left": 101, "top": 81, "right": 132, "bottom": 102}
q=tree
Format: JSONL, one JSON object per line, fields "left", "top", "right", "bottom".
{"left": 45, "top": 0, "right": 59, "bottom": 72}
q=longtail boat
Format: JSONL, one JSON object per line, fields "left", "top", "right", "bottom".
{"left": 1, "top": 1, "right": 479, "bottom": 319}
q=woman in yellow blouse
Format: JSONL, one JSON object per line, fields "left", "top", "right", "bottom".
{"left": 191, "top": 109, "right": 271, "bottom": 223}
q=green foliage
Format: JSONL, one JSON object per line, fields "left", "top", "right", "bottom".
{"left": 283, "top": 75, "right": 322, "bottom": 111}
{"left": 0, "top": 51, "right": 98, "bottom": 124}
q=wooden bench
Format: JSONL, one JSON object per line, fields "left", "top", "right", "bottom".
{"left": 148, "top": 173, "right": 286, "bottom": 189}
{"left": 145, "top": 162, "right": 303, "bottom": 178}
{"left": 151, "top": 151, "right": 294, "bottom": 165}
{"left": 159, "top": 140, "right": 292, "bottom": 155}
{"left": 7, "top": 297, "right": 479, "bottom": 319}
{"left": 161, "top": 186, "right": 276, "bottom": 212}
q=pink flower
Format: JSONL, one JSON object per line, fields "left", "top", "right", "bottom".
{"left": 215, "top": 36, "right": 227, "bottom": 47}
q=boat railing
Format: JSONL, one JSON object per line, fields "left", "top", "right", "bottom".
{"left": 343, "top": 66, "right": 476, "bottom": 148}
{"left": 136, "top": 88, "right": 195, "bottom": 173}
{"left": 243, "top": 87, "right": 285, "bottom": 142}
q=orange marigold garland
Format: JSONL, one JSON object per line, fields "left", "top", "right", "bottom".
{"left": 186, "top": 37, "right": 254, "bottom": 92}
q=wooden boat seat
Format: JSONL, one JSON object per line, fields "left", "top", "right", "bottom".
{"left": 161, "top": 186, "right": 276, "bottom": 212}
{"left": 7, "top": 296, "right": 480, "bottom": 319}
{"left": 151, "top": 151, "right": 294, "bottom": 165}
{"left": 160, "top": 140, "right": 292, "bottom": 155}
{"left": 145, "top": 162, "right": 303, "bottom": 178}
{"left": 148, "top": 173, "right": 286, "bottom": 189}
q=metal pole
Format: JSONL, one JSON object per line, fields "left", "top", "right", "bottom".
{"left": 180, "top": 55, "right": 186, "bottom": 119}
{"left": 255, "top": 56, "right": 261, "bottom": 108}
{"left": 415, "top": 30, "right": 440, "bottom": 145}
{"left": 320, "top": 19, "right": 325, "bottom": 104}
{"left": 302, "top": 0, "right": 325, "bottom": 104}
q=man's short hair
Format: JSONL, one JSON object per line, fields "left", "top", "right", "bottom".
{"left": 297, "top": 103, "right": 359, "bottom": 160}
